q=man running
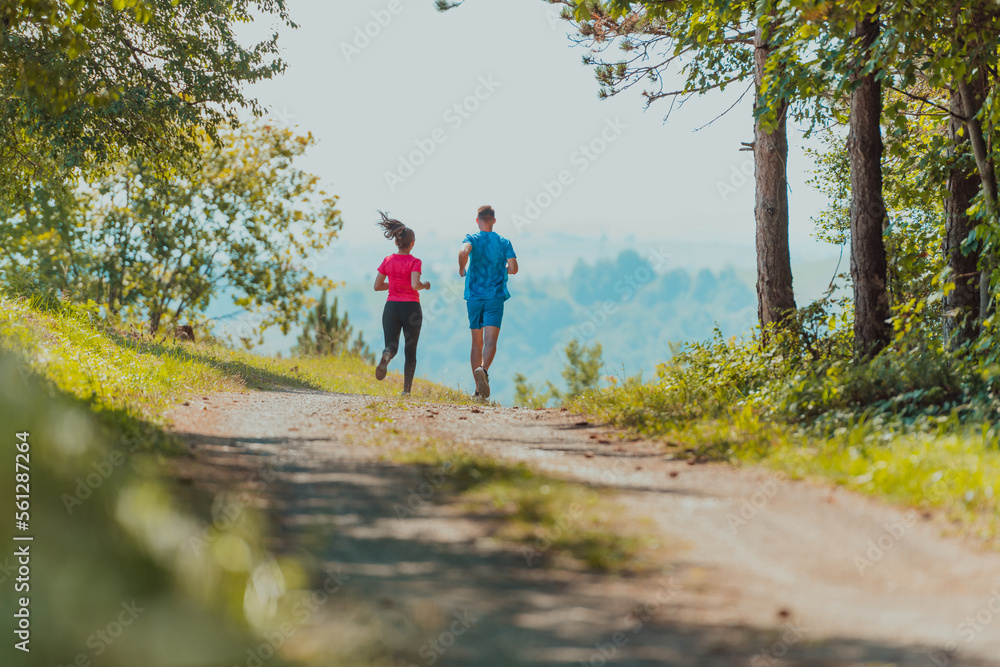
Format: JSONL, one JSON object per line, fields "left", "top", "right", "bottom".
{"left": 458, "top": 205, "right": 518, "bottom": 399}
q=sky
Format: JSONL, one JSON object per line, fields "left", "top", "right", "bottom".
{"left": 236, "top": 0, "right": 841, "bottom": 281}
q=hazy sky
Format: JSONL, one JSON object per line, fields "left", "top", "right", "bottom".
{"left": 238, "top": 0, "right": 838, "bottom": 264}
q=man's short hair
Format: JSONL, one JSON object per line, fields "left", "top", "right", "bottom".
{"left": 477, "top": 205, "right": 495, "bottom": 221}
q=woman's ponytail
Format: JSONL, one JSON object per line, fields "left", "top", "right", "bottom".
{"left": 376, "top": 211, "right": 415, "bottom": 250}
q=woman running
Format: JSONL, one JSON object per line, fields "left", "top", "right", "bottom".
{"left": 373, "top": 212, "right": 430, "bottom": 394}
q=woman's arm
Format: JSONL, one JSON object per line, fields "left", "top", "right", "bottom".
{"left": 374, "top": 272, "right": 388, "bottom": 291}
{"left": 411, "top": 271, "right": 431, "bottom": 291}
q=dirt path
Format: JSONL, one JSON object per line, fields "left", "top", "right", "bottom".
{"left": 167, "top": 388, "right": 1000, "bottom": 666}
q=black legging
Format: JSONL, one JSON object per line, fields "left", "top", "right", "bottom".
{"left": 382, "top": 301, "right": 422, "bottom": 391}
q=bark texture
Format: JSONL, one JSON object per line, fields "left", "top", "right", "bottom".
{"left": 957, "top": 72, "right": 997, "bottom": 322}
{"left": 847, "top": 16, "right": 891, "bottom": 358}
{"left": 753, "top": 22, "right": 796, "bottom": 330}
{"left": 944, "top": 86, "right": 981, "bottom": 346}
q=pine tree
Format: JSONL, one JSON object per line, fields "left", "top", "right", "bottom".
{"left": 295, "top": 290, "right": 374, "bottom": 362}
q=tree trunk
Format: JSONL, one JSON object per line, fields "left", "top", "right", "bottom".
{"left": 753, "top": 21, "right": 796, "bottom": 331}
{"left": 957, "top": 74, "right": 997, "bottom": 322}
{"left": 847, "top": 15, "right": 890, "bottom": 359}
{"left": 944, "top": 85, "right": 981, "bottom": 346}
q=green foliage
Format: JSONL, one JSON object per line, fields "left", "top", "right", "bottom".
{"left": 296, "top": 290, "right": 375, "bottom": 363}
{"left": 0, "top": 0, "right": 295, "bottom": 200}
{"left": 570, "top": 292, "right": 1000, "bottom": 436}
{"left": 806, "top": 100, "right": 946, "bottom": 312}
{"left": 2, "top": 123, "right": 342, "bottom": 338}
{"left": 513, "top": 339, "right": 604, "bottom": 407}
{"left": 560, "top": 1, "right": 755, "bottom": 108}
{"left": 0, "top": 178, "right": 85, "bottom": 308}
{"left": 570, "top": 300, "right": 825, "bottom": 426}
{"left": 562, "top": 339, "right": 604, "bottom": 396}
{"left": 513, "top": 373, "right": 561, "bottom": 409}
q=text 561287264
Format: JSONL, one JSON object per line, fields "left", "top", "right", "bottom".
{"left": 13, "top": 431, "right": 32, "bottom": 653}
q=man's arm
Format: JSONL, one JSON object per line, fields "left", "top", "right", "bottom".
{"left": 505, "top": 240, "right": 518, "bottom": 275}
{"left": 458, "top": 242, "right": 472, "bottom": 277}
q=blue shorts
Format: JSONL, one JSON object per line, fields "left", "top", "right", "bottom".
{"left": 466, "top": 298, "right": 505, "bottom": 330}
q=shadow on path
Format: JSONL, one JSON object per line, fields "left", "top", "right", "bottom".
{"left": 168, "top": 424, "right": 991, "bottom": 667}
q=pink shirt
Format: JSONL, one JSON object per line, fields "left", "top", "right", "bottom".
{"left": 377, "top": 254, "right": 422, "bottom": 302}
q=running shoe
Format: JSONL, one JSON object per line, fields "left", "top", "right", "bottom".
{"left": 375, "top": 349, "right": 392, "bottom": 381}
{"left": 473, "top": 366, "right": 490, "bottom": 399}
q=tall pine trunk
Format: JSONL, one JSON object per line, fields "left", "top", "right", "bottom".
{"left": 944, "top": 86, "right": 981, "bottom": 346}
{"left": 753, "top": 21, "right": 796, "bottom": 331}
{"left": 847, "top": 15, "right": 890, "bottom": 358}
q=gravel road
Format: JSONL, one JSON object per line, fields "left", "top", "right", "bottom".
{"left": 166, "top": 388, "right": 1000, "bottom": 666}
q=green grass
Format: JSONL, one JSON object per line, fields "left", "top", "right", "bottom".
{"left": 569, "top": 386, "right": 1000, "bottom": 545}
{"left": 392, "top": 443, "right": 663, "bottom": 573}
{"left": 0, "top": 295, "right": 477, "bottom": 450}
{"left": 754, "top": 420, "right": 1000, "bottom": 541}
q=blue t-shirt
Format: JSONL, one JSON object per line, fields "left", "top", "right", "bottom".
{"left": 463, "top": 231, "right": 516, "bottom": 301}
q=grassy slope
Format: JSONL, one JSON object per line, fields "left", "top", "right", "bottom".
{"left": 0, "top": 296, "right": 477, "bottom": 442}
